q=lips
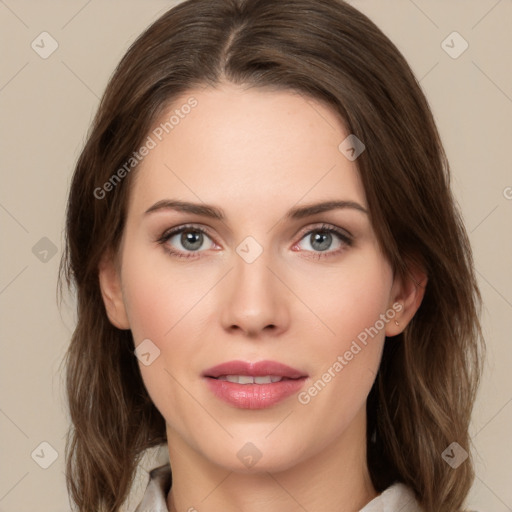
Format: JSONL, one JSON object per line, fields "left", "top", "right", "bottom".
{"left": 202, "top": 360, "right": 308, "bottom": 409}
{"left": 202, "top": 360, "right": 307, "bottom": 380}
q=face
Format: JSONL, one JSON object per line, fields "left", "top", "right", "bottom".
{"left": 100, "top": 83, "right": 410, "bottom": 474}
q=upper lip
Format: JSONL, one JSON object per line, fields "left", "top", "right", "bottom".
{"left": 203, "top": 360, "right": 307, "bottom": 379}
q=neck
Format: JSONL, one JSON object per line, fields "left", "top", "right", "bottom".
{"left": 165, "top": 407, "right": 378, "bottom": 512}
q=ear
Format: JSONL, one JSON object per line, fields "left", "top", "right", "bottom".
{"left": 98, "top": 250, "right": 130, "bottom": 330}
{"left": 385, "top": 259, "right": 428, "bottom": 337}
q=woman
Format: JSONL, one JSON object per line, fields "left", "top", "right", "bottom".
{"left": 59, "top": 0, "right": 485, "bottom": 511}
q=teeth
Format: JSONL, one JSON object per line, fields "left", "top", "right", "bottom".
{"left": 216, "top": 375, "right": 284, "bottom": 384}
{"left": 255, "top": 376, "right": 273, "bottom": 384}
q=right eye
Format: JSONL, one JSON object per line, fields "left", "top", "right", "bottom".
{"left": 157, "top": 224, "right": 217, "bottom": 259}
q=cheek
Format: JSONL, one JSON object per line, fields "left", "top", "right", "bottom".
{"left": 119, "top": 251, "right": 204, "bottom": 417}
{"left": 294, "top": 250, "right": 393, "bottom": 349}
{"left": 293, "top": 250, "right": 393, "bottom": 411}
{"left": 119, "top": 245, "right": 218, "bottom": 398}
{"left": 122, "top": 280, "right": 170, "bottom": 345}
{"left": 120, "top": 242, "right": 206, "bottom": 342}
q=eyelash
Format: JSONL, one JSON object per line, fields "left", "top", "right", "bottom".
{"left": 156, "top": 223, "right": 353, "bottom": 260}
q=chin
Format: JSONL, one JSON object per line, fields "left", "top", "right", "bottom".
{"left": 201, "top": 435, "right": 311, "bottom": 475}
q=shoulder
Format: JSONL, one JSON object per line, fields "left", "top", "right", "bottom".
{"left": 360, "top": 483, "right": 484, "bottom": 512}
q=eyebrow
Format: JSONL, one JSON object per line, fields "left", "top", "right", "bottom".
{"left": 144, "top": 199, "right": 368, "bottom": 220}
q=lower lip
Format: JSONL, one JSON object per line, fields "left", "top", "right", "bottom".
{"left": 205, "top": 377, "right": 307, "bottom": 409}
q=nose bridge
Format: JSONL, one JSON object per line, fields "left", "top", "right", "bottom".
{"left": 220, "top": 238, "right": 289, "bottom": 334}
{"left": 234, "top": 246, "right": 272, "bottom": 297}
{"left": 233, "top": 243, "right": 276, "bottom": 310}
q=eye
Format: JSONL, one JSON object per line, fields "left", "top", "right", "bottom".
{"left": 293, "top": 224, "right": 353, "bottom": 258}
{"left": 157, "top": 223, "right": 353, "bottom": 260}
{"left": 157, "top": 225, "right": 216, "bottom": 259}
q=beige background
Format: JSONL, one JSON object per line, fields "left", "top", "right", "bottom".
{"left": 1, "top": 0, "right": 511, "bottom": 511}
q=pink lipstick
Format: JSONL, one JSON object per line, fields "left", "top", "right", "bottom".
{"left": 202, "top": 360, "right": 308, "bottom": 409}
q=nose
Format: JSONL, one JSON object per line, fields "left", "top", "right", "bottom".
{"left": 219, "top": 249, "right": 290, "bottom": 338}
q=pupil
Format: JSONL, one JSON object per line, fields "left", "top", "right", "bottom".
{"left": 311, "top": 231, "right": 331, "bottom": 251}
{"left": 182, "top": 230, "right": 203, "bottom": 251}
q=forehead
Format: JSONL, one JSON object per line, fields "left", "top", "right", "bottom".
{"left": 127, "top": 83, "right": 367, "bottom": 218}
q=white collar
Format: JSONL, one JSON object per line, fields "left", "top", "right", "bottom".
{"left": 133, "top": 463, "right": 422, "bottom": 512}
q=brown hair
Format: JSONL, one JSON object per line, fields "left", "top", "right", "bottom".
{"left": 59, "top": 0, "right": 485, "bottom": 511}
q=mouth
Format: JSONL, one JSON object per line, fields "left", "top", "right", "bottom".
{"left": 202, "top": 360, "right": 308, "bottom": 409}
{"left": 213, "top": 375, "right": 293, "bottom": 384}
{"left": 203, "top": 359, "right": 307, "bottom": 380}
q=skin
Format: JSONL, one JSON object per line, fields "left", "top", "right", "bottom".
{"left": 99, "top": 83, "right": 425, "bottom": 512}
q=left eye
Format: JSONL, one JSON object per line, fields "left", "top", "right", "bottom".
{"left": 295, "top": 227, "right": 351, "bottom": 253}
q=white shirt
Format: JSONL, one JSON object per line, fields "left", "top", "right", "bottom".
{"left": 133, "top": 463, "right": 424, "bottom": 512}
